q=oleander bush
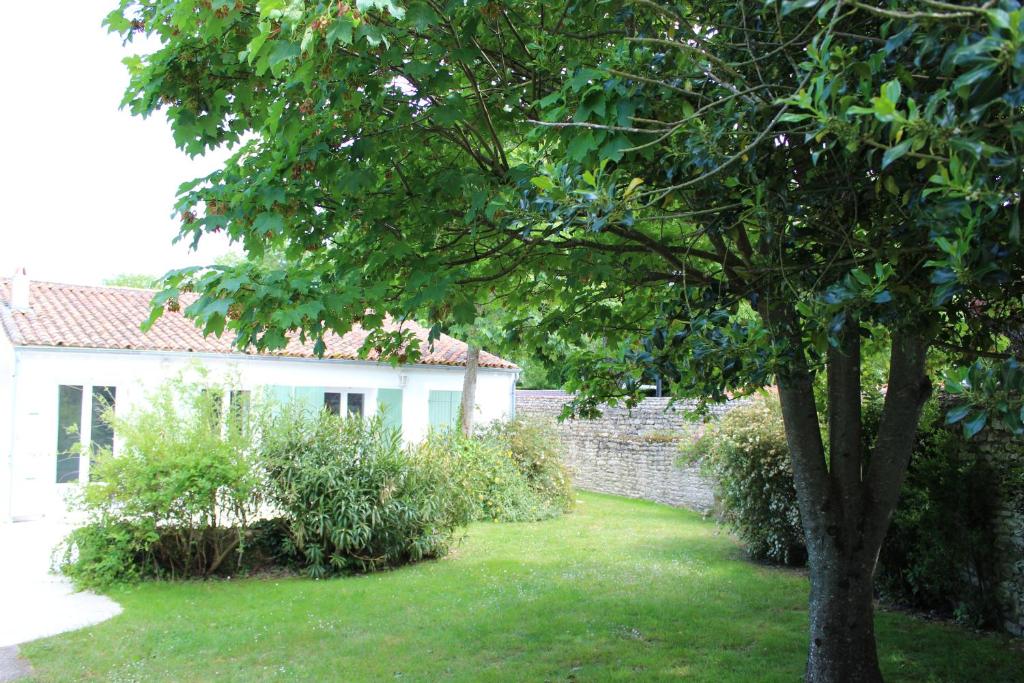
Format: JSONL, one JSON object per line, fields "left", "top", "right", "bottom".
{"left": 60, "top": 378, "right": 264, "bottom": 588}
{"left": 257, "top": 406, "right": 474, "bottom": 577}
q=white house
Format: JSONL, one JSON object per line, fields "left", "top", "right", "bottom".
{"left": 0, "top": 272, "right": 519, "bottom": 523}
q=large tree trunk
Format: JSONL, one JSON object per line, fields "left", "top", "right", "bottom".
{"left": 460, "top": 345, "right": 480, "bottom": 436}
{"left": 768, "top": 304, "right": 932, "bottom": 682}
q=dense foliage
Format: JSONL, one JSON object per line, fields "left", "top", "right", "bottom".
{"left": 871, "top": 398, "right": 1005, "bottom": 629}
{"left": 60, "top": 378, "right": 264, "bottom": 587}
{"left": 695, "top": 391, "right": 1017, "bottom": 629}
{"left": 684, "top": 396, "right": 806, "bottom": 566}
{"left": 419, "top": 419, "right": 573, "bottom": 522}
{"left": 258, "top": 407, "right": 473, "bottom": 577}
{"left": 61, "top": 378, "right": 572, "bottom": 586}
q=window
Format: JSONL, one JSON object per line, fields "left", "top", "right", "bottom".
{"left": 347, "top": 393, "right": 364, "bottom": 417}
{"left": 89, "top": 386, "right": 116, "bottom": 481}
{"left": 55, "top": 384, "right": 119, "bottom": 483}
{"left": 229, "top": 390, "right": 251, "bottom": 430}
{"left": 201, "top": 387, "right": 225, "bottom": 425}
{"left": 324, "top": 392, "right": 342, "bottom": 416}
{"left": 56, "top": 385, "right": 83, "bottom": 483}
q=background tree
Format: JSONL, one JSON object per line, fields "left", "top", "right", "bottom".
{"left": 103, "top": 273, "right": 160, "bottom": 288}
{"left": 108, "top": 1, "right": 1024, "bottom": 680}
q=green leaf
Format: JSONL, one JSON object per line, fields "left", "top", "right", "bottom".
{"left": 945, "top": 404, "right": 971, "bottom": 424}
{"left": 327, "top": 18, "right": 354, "bottom": 48}
{"left": 530, "top": 176, "right": 555, "bottom": 192}
{"left": 253, "top": 212, "right": 285, "bottom": 235}
{"left": 267, "top": 41, "right": 300, "bottom": 69}
{"left": 881, "top": 79, "right": 902, "bottom": 104}
{"left": 962, "top": 410, "right": 989, "bottom": 438}
{"left": 953, "top": 66, "right": 995, "bottom": 92}
{"left": 882, "top": 139, "right": 912, "bottom": 169}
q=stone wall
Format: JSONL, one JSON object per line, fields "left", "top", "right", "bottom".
{"left": 516, "top": 391, "right": 738, "bottom": 512}
{"left": 976, "top": 427, "right": 1024, "bottom": 637}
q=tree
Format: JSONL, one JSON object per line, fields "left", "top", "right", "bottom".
{"left": 460, "top": 344, "right": 480, "bottom": 435}
{"left": 103, "top": 273, "right": 159, "bottom": 288}
{"left": 108, "top": 1, "right": 1024, "bottom": 680}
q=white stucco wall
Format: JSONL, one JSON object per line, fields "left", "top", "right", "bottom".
{"left": 0, "top": 333, "right": 14, "bottom": 524}
{"left": 1, "top": 346, "right": 517, "bottom": 522}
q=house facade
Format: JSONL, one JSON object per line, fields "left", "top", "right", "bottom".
{"left": 0, "top": 274, "right": 519, "bottom": 523}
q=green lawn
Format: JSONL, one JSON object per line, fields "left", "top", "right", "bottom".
{"left": 23, "top": 492, "right": 1022, "bottom": 682}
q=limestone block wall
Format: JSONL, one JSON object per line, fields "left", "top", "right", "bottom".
{"left": 515, "top": 391, "right": 737, "bottom": 512}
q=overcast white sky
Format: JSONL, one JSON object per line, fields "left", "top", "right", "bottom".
{"left": 0, "top": 1, "right": 236, "bottom": 286}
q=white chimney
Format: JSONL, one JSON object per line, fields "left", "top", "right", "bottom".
{"left": 10, "top": 267, "right": 30, "bottom": 312}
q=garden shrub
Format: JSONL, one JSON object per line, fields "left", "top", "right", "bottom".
{"left": 478, "top": 418, "right": 575, "bottom": 517}
{"left": 258, "top": 406, "right": 473, "bottom": 577}
{"left": 870, "top": 394, "right": 1004, "bottom": 628}
{"left": 60, "top": 378, "right": 264, "bottom": 588}
{"left": 686, "top": 388, "right": 1014, "bottom": 629}
{"left": 418, "top": 419, "right": 573, "bottom": 522}
{"left": 682, "top": 395, "right": 806, "bottom": 566}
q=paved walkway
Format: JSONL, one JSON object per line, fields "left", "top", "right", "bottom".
{"left": 0, "top": 519, "right": 122, "bottom": 655}
{"left": 0, "top": 647, "right": 32, "bottom": 682}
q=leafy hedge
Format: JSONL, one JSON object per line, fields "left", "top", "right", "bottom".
{"left": 870, "top": 396, "right": 1004, "bottom": 628}
{"left": 419, "top": 419, "right": 574, "bottom": 523}
{"left": 60, "top": 379, "right": 573, "bottom": 588}
{"left": 60, "top": 380, "right": 264, "bottom": 587}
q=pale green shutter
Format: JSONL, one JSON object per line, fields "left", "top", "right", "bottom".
{"left": 428, "top": 390, "right": 461, "bottom": 430}
{"left": 377, "top": 389, "right": 403, "bottom": 435}
{"left": 294, "top": 386, "right": 326, "bottom": 414}
{"left": 263, "top": 385, "right": 294, "bottom": 415}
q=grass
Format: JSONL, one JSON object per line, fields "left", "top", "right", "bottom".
{"left": 23, "top": 492, "right": 1023, "bottom": 682}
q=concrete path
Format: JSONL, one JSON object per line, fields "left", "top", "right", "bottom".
{"left": 0, "top": 647, "right": 32, "bottom": 682}
{"left": 0, "top": 519, "right": 122, "bottom": 652}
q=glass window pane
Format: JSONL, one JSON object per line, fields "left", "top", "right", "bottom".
{"left": 56, "top": 385, "right": 83, "bottom": 483}
{"left": 201, "top": 388, "right": 224, "bottom": 426}
{"left": 229, "top": 390, "right": 251, "bottom": 431}
{"left": 324, "top": 392, "right": 342, "bottom": 416}
{"left": 90, "top": 386, "right": 116, "bottom": 452}
{"left": 347, "top": 393, "right": 364, "bottom": 417}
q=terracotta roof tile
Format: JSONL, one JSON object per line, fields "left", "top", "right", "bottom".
{"left": 0, "top": 279, "right": 516, "bottom": 370}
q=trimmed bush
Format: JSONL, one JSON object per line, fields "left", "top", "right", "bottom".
{"left": 60, "top": 379, "right": 264, "bottom": 588}
{"left": 682, "top": 395, "right": 806, "bottom": 566}
{"left": 258, "top": 406, "right": 473, "bottom": 577}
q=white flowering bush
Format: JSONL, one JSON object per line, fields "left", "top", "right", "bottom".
{"left": 681, "top": 395, "right": 806, "bottom": 565}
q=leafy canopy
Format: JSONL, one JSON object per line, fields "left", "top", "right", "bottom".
{"left": 109, "top": 0, "right": 1024, "bottom": 430}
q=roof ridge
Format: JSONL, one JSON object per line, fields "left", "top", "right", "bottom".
{"left": 0, "top": 278, "right": 160, "bottom": 294}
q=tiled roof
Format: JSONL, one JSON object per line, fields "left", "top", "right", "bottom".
{"left": 0, "top": 279, "right": 516, "bottom": 370}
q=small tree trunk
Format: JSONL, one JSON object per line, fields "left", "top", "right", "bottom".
{"left": 805, "top": 552, "right": 883, "bottom": 682}
{"left": 767, "top": 301, "right": 932, "bottom": 683}
{"left": 461, "top": 345, "right": 480, "bottom": 436}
